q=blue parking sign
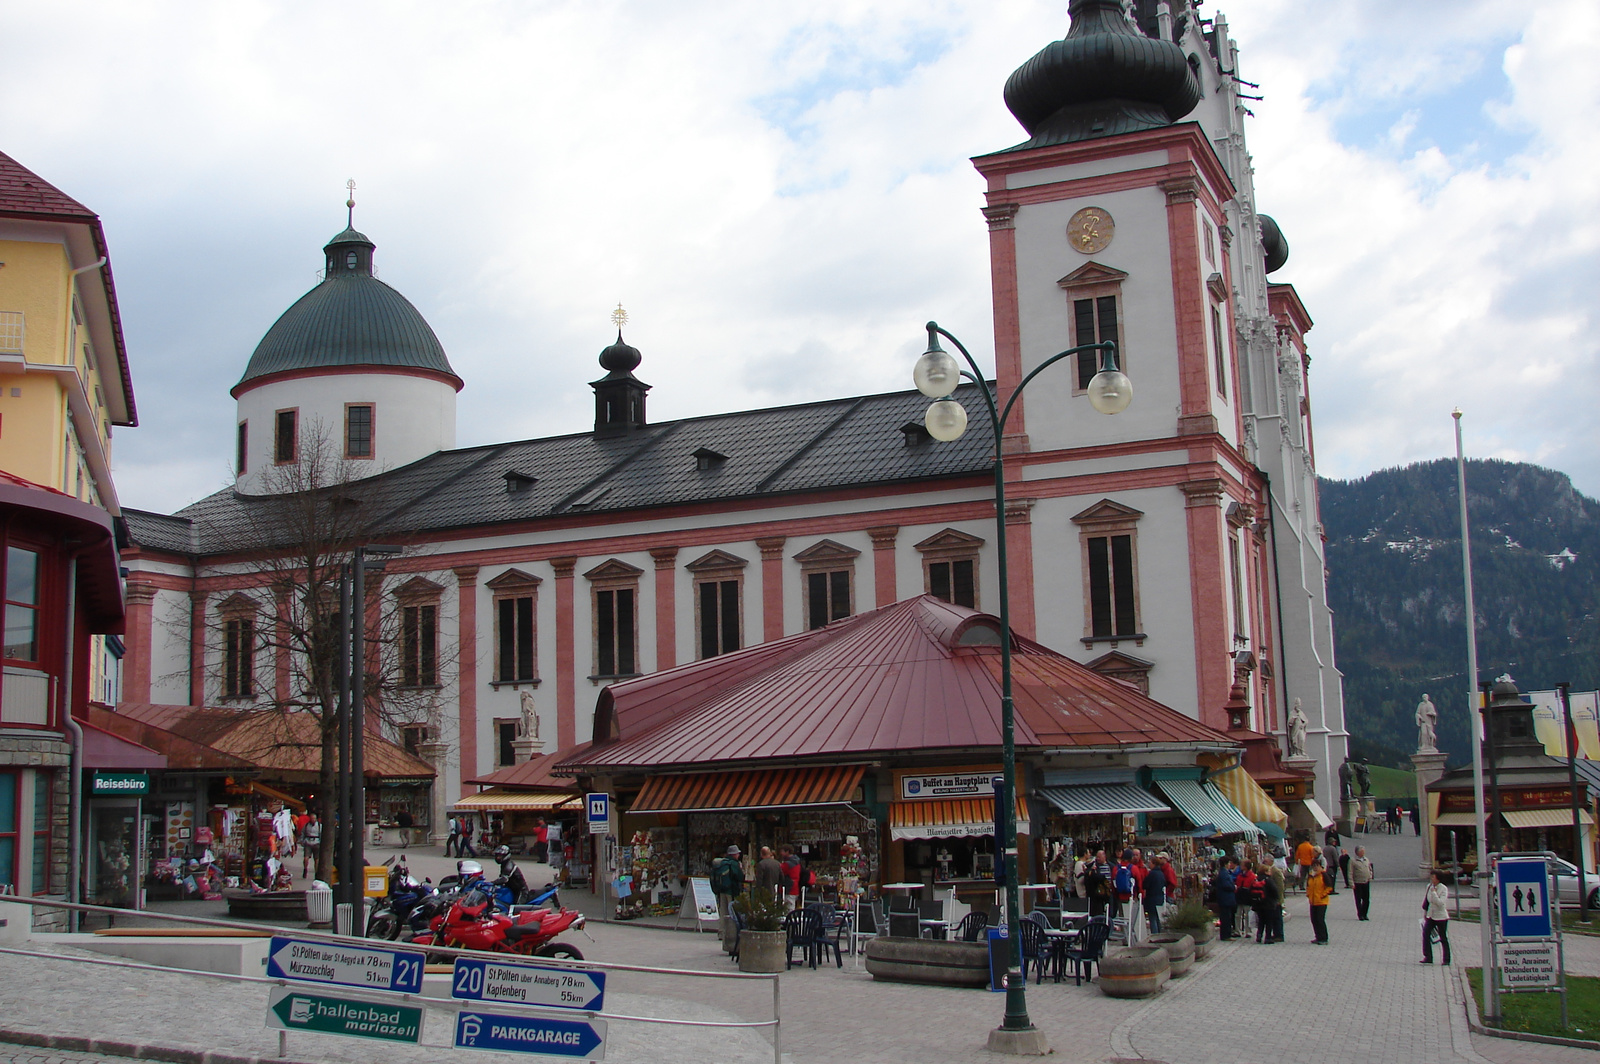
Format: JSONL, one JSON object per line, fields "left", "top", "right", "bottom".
{"left": 1498, "top": 859, "right": 1553, "bottom": 940}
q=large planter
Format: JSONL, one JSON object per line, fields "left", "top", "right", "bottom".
{"left": 1169, "top": 920, "right": 1218, "bottom": 959}
{"left": 1146, "top": 932, "right": 1194, "bottom": 977}
{"left": 1097, "top": 945, "right": 1171, "bottom": 998}
{"left": 737, "top": 930, "right": 787, "bottom": 973}
{"left": 865, "top": 937, "right": 990, "bottom": 988}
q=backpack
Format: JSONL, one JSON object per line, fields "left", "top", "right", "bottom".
{"left": 711, "top": 859, "right": 740, "bottom": 896}
{"left": 1113, "top": 863, "right": 1134, "bottom": 899}
{"left": 800, "top": 866, "right": 817, "bottom": 890}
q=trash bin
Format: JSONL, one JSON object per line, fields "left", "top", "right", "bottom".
{"left": 306, "top": 883, "right": 333, "bottom": 928}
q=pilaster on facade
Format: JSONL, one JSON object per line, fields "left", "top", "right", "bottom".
{"left": 550, "top": 556, "right": 577, "bottom": 750}
{"left": 452, "top": 565, "right": 479, "bottom": 796}
{"left": 649, "top": 546, "right": 679, "bottom": 670}
{"left": 755, "top": 536, "right": 786, "bottom": 643}
{"left": 187, "top": 590, "right": 206, "bottom": 706}
{"left": 867, "top": 526, "right": 899, "bottom": 607}
{"left": 122, "top": 582, "right": 158, "bottom": 702}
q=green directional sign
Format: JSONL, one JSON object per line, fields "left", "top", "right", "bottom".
{"left": 266, "top": 985, "right": 424, "bottom": 1044}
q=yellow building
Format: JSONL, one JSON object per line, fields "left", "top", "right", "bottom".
{"left": 0, "top": 149, "right": 137, "bottom": 707}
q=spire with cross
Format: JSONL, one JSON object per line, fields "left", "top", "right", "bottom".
{"left": 345, "top": 179, "right": 357, "bottom": 228}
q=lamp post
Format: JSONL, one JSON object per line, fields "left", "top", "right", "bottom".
{"left": 913, "top": 321, "right": 1129, "bottom": 1048}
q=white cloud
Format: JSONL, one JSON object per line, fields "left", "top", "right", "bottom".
{"left": 2, "top": 0, "right": 1593, "bottom": 511}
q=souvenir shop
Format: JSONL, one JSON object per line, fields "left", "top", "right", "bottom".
{"left": 143, "top": 774, "right": 306, "bottom": 899}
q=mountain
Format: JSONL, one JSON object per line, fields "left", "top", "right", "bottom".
{"left": 1320, "top": 459, "right": 1600, "bottom": 768}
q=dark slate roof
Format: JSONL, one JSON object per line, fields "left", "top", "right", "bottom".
{"left": 125, "top": 382, "right": 996, "bottom": 557}
{"left": 234, "top": 234, "right": 460, "bottom": 392}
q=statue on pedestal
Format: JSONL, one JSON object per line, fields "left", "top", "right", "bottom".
{"left": 519, "top": 690, "right": 540, "bottom": 740}
{"left": 1416, "top": 694, "right": 1438, "bottom": 753}
{"left": 1353, "top": 758, "right": 1371, "bottom": 798}
{"left": 1338, "top": 757, "right": 1353, "bottom": 802}
{"left": 1287, "top": 698, "right": 1308, "bottom": 758}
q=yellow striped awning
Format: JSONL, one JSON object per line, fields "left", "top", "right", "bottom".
{"left": 630, "top": 765, "right": 865, "bottom": 814}
{"left": 453, "top": 788, "right": 580, "bottom": 812}
{"left": 1431, "top": 812, "right": 1481, "bottom": 827}
{"left": 1502, "top": 808, "right": 1595, "bottom": 830}
{"left": 889, "top": 797, "right": 1031, "bottom": 841}
{"left": 1208, "top": 765, "right": 1289, "bottom": 829}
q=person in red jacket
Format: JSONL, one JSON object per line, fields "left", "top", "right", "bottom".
{"left": 778, "top": 845, "right": 802, "bottom": 909}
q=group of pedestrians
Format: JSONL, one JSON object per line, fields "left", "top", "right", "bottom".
{"left": 710, "top": 843, "right": 819, "bottom": 913}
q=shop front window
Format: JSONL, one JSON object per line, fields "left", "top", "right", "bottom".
{"left": 0, "top": 772, "right": 15, "bottom": 888}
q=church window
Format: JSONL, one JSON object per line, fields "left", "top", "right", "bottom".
{"left": 274, "top": 409, "right": 297, "bottom": 464}
{"left": 487, "top": 569, "right": 541, "bottom": 685}
{"left": 1058, "top": 262, "right": 1129, "bottom": 396}
{"left": 698, "top": 580, "right": 741, "bottom": 658}
{"left": 400, "top": 604, "right": 438, "bottom": 687}
{"left": 1072, "top": 501, "right": 1145, "bottom": 646}
{"left": 585, "top": 560, "right": 642, "bottom": 679}
{"left": 1211, "top": 304, "right": 1228, "bottom": 398}
{"left": 1229, "top": 535, "right": 1246, "bottom": 639}
{"left": 1203, "top": 223, "right": 1216, "bottom": 265}
{"left": 915, "top": 528, "right": 984, "bottom": 610}
{"left": 236, "top": 421, "right": 247, "bottom": 475}
{"left": 346, "top": 251, "right": 357, "bottom": 270}
{"left": 794, "top": 540, "right": 860, "bottom": 631}
{"left": 495, "top": 719, "right": 518, "bottom": 767}
{"left": 223, "top": 616, "right": 255, "bottom": 698}
{"left": 400, "top": 724, "right": 428, "bottom": 757}
{"left": 929, "top": 559, "right": 976, "bottom": 608}
{"left": 345, "top": 404, "right": 374, "bottom": 459}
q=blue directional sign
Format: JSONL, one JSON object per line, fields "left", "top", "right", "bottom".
{"left": 451, "top": 958, "right": 606, "bottom": 1011}
{"left": 1498, "top": 859, "right": 1554, "bottom": 940}
{"left": 455, "top": 1009, "right": 607, "bottom": 1060}
{"left": 267, "top": 936, "right": 425, "bottom": 995}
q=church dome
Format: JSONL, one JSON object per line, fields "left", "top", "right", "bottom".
{"left": 232, "top": 227, "right": 462, "bottom": 396}
{"left": 1259, "top": 214, "right": 1290, "bottom": 274}
{"left": 1002, "top": 0, "right": 1201, "bottom": 149}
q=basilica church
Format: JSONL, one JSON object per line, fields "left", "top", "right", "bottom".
{"left": 119, "top": 0, "right": 1346, "bottom": 829}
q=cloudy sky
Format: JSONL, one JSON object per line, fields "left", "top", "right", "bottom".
{"left": 5, "top": 0, "right": 1595, "bottom": 513}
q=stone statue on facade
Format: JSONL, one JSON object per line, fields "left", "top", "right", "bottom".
{"left": 1338, "top": 757, "right": 1353, "bottom": 802}
{"left": 1287, "top": 698, "right": 1308, "bottom": 758}
{"left": 1416, "top": 693, "right": 1438, "bottom": 753}
{"left": 519, "top": 689, "right": 540, "bottom": 740}
{"left": 1352, "top": 758, "right": 1371, "bottom": 798}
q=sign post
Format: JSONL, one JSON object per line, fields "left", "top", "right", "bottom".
{"left": 1491, "top": 853, "right": 1568, "bottom": 1027}
{"left": 451, "top": 957, "right": 606, "bottom": 1012}
{"left": 266, "top": 936, "right": 426, "bottom": 995}
{"left": 455, "top": 1008, "right": 607, "bottom": 1060}
{"left": 265, "top": 986, "right": 424, "bottom": 1045}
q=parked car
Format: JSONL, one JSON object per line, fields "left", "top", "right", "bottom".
{"left": 1544, "top": 857, "right": 1599, "bottom": 911}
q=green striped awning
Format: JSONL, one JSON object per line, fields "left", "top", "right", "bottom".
{"left": 1039, "top": 783, "right": 1169, "bottom": 817}
{"left": 1153, "top": 778, "right": 1260, "bottom": 836}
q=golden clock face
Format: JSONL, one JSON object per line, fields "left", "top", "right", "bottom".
{"left": 1067, "top": 207, "right": 1114, "bottom": 254}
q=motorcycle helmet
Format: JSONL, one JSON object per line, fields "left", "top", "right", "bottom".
{"left": 493, "top": 845, "right": 511, "bottom": 862}
{"left": 457, "top": 859, "right": 484, "bottom": 878}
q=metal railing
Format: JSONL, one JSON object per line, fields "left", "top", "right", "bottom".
{"left": 0, "top": 895, "right": 780, "bottom": 1064}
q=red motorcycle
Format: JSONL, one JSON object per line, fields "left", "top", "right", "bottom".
{"left": 414, "top": 888, "right": 588, "bottom": 959}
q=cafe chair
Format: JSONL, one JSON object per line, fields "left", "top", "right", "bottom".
{"left": 1064, "top": 917, "right": 1113, "bottom": 986}
{"left": 888, "top": 911, "right": 921, "bottom": 939}
{"left": 783, "top": 908, "right": 823, "bottom": 969}
{"left": 1017, "top": 918, "right": 1052, "bottom": 984}
{"left": 919, "top": 898, "right": 947, "bottom": 939}
{"left": 955, "top": 911, "right": 989, "bottom": 942}
{"left": 811, "top": 904, "right": 845, "bottom": 968}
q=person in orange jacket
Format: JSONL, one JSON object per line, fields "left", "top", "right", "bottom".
{"left": 1306, "top": 857, "right": 1331, "bottom": 944}
{"left": 1295, "top": 836, "right": 1318, "bottom": 892}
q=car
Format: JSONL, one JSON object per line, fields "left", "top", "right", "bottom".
{"left": 1541, "top": 857, "right": 1599, "bottom": 911}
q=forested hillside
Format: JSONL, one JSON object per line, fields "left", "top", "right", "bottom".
{"left": 1320, "top": 459, "right": 1600, "bottom": 767}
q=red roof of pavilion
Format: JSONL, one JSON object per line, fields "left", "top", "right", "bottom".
{"left": 466, "top": 744, "right": 589, "bottom": 789}
{"left": 560, "top": 596, "right": 1234, "bottom": 772}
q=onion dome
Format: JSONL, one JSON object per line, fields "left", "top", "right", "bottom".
{"left": 1259, "top": 214, "right": 1290, "bottom": 274}
{"left": 591, "top": 328, "right": 649, "bottom": 435}
{"left": 598, "top": 332, "right": 642, "bottom": 374}
{"left": 1002, "top": 0, "right": 1202, "bottom": 149}
{"left": 233, "top": 226, "right": 461, "bottom": 395}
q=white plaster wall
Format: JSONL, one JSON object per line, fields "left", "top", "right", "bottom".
{"left": 234, "top": 372, "right": 456, "bottom": 494}
{"left": 148, "top": 587, "right": 193, "bottom": 704}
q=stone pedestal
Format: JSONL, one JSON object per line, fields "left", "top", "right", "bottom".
{"left": 1340, "top": 798, "right": 1360, "bottom": 837}
{"left": 1361, "top": 795, "right": 1377, "bottom": 822}
{"left": 418, "top": 740, "right": 452, "bottom": 845}
{"left": 511, "top": 736, "right": 545, "bottom": 764}
{"left": 1412, "top": 750, "right": 1449, "bottom": 874}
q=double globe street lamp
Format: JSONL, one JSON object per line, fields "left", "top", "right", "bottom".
{"left": 912, "top": 321, "right": 1130, "bottom": 1049}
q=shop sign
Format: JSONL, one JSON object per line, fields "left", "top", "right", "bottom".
{"left": 265, "top": 986, "right": 423, "bottom": 1044}
{"left": 899, "top": 771, "right": 996, "bottom": 800}
{"left": 455, "top": 1008, "right": 607, "bottom": 1059}
{"left": 267, "top": 936, "right": 426, "bottom": 994}
{"left": 1500, "top": 940, "right": 1559, "bottom": 988}
{"left": 451, "top": 958, "right": 606, "bottom": 1011}
{"left": 1441, "top": 788, "right": 1573, "bottom": 813}
{"left": 91, "top": 772, "right": 149, "bottom": 796}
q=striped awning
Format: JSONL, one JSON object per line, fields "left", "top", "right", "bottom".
{"left": 630, "top": 765, "right": 864, "bottom": 814}
{"left": 889, "top": 797, "right": 1031, "bottom": 841}
{"left": 1039, "top": 783, "right": 1169, "bottom": 817}
{"left": 453, "top": 788, "right": 580, "bottom": 812}
{"left": 1208, "top": 765, "right": 1289, "bottom": 829}
{"left": 1502, "top": 808, "right": 1595, "bottom": 830}
{"left": 1431, "top": 812, "right": 1481, "bottom": 827}
{"left": 1154, "top": 778, "right": 1259, "bottom": 837}
{"left": 1299, "top": 797, "right": 1334, "bottom": 831}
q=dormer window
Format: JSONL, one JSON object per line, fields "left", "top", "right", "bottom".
{"left": 503, "top": 470, "right": 538, "bottom": 493}
{"left": 693, "top": 448, "right": 727, "bottom": 471}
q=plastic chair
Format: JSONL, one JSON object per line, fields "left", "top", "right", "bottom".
{"left": 955, "top": 911, "right": 989, "bottom": 942}
{"left": 783, "top": 908, "right": 822, "bottom": 969}
{"left": 728, "top": 908, "right": 747, "bottom": 963}
{"left": 1063, "top": 917, "right": 1112, "bottom": 986}
{"left": 919, "top": 897, "right": 947, "bottom": 938}
{"left": 1017, "top": 918, "right": 1052, "bottom": 984}
{"left": 811, "top": 904, "right": 845, "bottom": 968}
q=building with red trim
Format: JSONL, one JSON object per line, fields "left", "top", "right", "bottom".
{"left": 118, "top": 1, "right": 1342, "bottom": 850}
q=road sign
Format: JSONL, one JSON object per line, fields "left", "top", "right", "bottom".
{"left": 267, "top": 936, "right": 425, "bottom": 994}
{"left": 1497, "top": 859, "right": 1554, "bottom": 940}
{"left": 451, "top": 957, "right": 606, "bottom": 1011}
{"left": 1500, "top": 940, "right": 1560, "bottom": 988}
{"left": 586, "top": 792, "right": 610, "bottom": 834}
{"left": 265, "top": 985, "right": 424, "bottom": 1044}
{"left": 455, "top": 1008, "right": 607, "bottom": 1059}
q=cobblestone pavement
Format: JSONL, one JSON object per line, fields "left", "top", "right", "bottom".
{"left": 10, "top": 833, "right": 1600, "bottom": 1063}
{"left": 0, "top": 1051, "right": 129, "bottom": 1064}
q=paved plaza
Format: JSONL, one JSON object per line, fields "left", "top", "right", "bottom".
{"left": 5, "top": 831, "right": 1599, "bottom": 1064}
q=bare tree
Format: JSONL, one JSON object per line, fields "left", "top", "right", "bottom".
{"left": 192, "top": 422, "right": 451, "bottom": 881}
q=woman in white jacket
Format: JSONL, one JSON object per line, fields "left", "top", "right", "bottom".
{"left": 1422, "top": 870, "right": 1451, "bottom": 965}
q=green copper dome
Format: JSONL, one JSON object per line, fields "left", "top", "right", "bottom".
{"left": 233, "top": 227, "right": 461, "bottom": 395}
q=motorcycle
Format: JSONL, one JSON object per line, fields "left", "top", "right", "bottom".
{"left": 411, "top": 887, "right": 589, "bottom": 959}
{"left": 365, "top": 858, "right": 437, "bottom": 941}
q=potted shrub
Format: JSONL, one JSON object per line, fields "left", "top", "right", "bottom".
{"left": 1162, "top": 899, "right": 1218, "bottom": 959}
{"left": 733, "top": 887, "right": 787, "bottom": 973}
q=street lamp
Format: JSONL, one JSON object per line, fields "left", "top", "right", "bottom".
{"left": 912, "top": 321, "right": 1128, "bottom": 1049}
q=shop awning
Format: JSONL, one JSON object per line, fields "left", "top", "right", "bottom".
{"left": 81, "top": 723, "right": 167, "bottom": 771}
{"left": 1502, "top": 808, "right": 1595, "bottom": 830}
{"left": 248, "top": 780, "right": 305, "bottom": 813}
{"left": 1208, "top": 765, "right": 1289, "bottom": 829}
{"left": 1255, "top": 820, "right": 1289, "bottom": 840}
{"left": 1039, "top": 783, "right": 1168, "bottom": 817}
{"left": 454, "top": 788, "right": 580, "bottom": 813}
{"left": 1154, "top": 778, "right": 1259, "bottom": 836}
{"left": 890, "top": 797, "right": 1031, "bottom": 841}
{"left": 1298, "top": 797, "right": 1334, "bottom": 831}
{"left": 1431, "top": 812, "right": 1481, "bottom": 827}
{"left": 630, "top": 765, "right": 864, "bottom": 814}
